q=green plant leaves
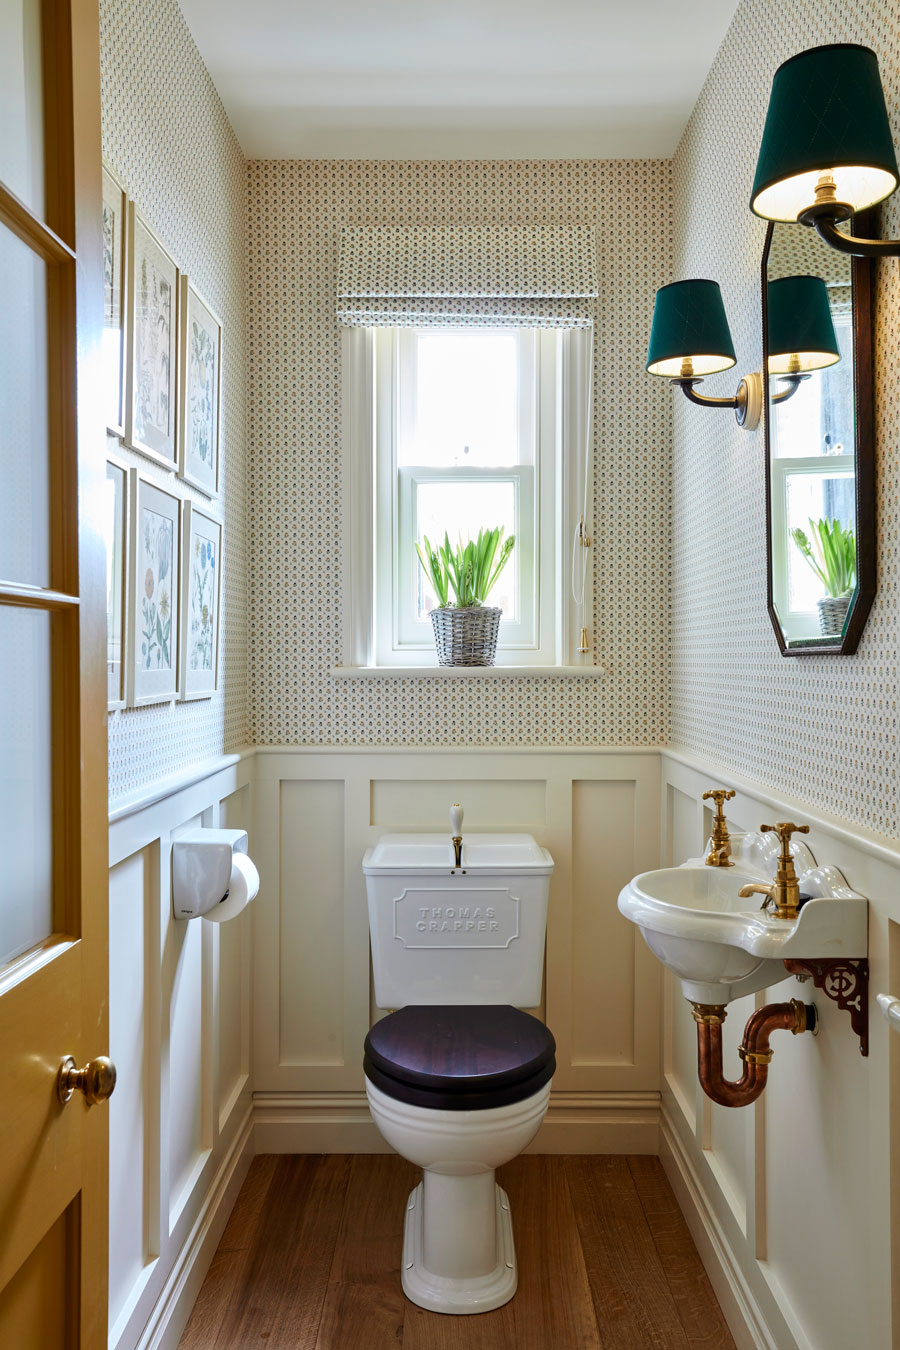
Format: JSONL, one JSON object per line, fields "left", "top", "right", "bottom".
{"left": 414, "top": 527, "right": 516, "bottom": 609}
{"left": 790, "top": 517, "right": 856, "bottom": 597}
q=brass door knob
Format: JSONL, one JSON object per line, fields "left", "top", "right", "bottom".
{"left": 57, "top": 1055, "right": 117, "bottom": 1106}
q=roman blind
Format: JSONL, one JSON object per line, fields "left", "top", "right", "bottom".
{"left": 336, "top": 224, "right": 598, "bottom": 328}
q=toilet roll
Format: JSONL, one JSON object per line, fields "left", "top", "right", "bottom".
{"left": 203, "top": 852, "right": 260, "bottom": 923}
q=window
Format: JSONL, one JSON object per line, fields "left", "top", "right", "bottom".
{"left": 340, "top": 324, "right": 592, "bottom": 671}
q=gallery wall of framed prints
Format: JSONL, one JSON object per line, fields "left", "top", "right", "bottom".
{"left": 102, "top": 163, "right": 224, "bottom": 710}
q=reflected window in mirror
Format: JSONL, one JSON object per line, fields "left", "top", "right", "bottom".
{"left": 762, "top": 217, "right": 875, "bottom": 655}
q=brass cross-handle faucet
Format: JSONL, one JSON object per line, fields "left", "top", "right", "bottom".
{"left": 702, "top": 788, "right": 736, "bottom": 866}
{"left": 738, "top": 821, "right": 810, "bottom": 919}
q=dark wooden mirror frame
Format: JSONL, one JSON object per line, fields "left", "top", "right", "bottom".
{"left": 761, "top": 214, "right": 876, "bottom": 657}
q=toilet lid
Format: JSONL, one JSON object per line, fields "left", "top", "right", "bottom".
{"left": 363, "top": 1005, "right": 556, "bottom": 1111}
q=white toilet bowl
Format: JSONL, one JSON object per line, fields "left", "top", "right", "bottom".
{"left": 365, "top": 1075, "right": 552, "bottom": 1313}
{"left": 362, "top": 829, "right": 556, "bottom": 1314}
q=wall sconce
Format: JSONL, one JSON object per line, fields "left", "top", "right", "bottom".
{"left": 767, "top": 274, "right": 840, "bottom": 403}
{"left": 752, "top": 43, "right": 900, "bottom": 258}
{"left": 646, "top": 278, "right": 762, "bottom": 430}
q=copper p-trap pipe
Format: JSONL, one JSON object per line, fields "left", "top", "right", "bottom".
{"left": 691, "top": 999, "right": 817, "bottom": 1108}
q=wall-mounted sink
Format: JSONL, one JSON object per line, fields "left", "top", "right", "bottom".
{"left": 618, "top": 830, "right": 868, "bottom": 1004}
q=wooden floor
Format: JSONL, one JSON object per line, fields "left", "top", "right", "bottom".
{"left": 180, "top": 1154, "right": 736, "bottom": 1349}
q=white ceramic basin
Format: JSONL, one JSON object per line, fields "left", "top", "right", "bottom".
{"left": 618, "top": 833, "right": 868, "bottom": 1005}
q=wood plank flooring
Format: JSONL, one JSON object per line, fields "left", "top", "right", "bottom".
{"left": 180, "top": 1155, "right": 735, "bottom": 1350}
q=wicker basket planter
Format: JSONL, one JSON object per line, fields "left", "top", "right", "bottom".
{"left": 429, "top": 606, "right": 502, "bottom": 667}
{"left": 817, "top": 594, "right": 852, "bottom": 637}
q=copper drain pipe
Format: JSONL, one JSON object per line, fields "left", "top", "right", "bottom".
{"left": 692, "top": 999, "right": 816, "bottom": 1108}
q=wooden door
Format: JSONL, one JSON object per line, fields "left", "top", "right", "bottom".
{"left": 0, "top": 0, "right": 110, "bottom": 1345}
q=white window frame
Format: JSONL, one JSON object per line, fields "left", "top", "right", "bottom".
{"left": 339, "top": 323, "right": 594, "bottom": 673}
{"left": 771, "top": 452, "right": 855, "bottom": 641}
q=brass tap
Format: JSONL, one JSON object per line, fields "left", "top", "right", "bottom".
{"left": 738, "top": 821, "right": 809, "bottom": 919}
{"left": 702, "top": 789, "right": 736, "bottom": 867}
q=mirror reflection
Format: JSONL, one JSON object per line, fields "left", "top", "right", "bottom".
{"left": 764, "top": 222, "right": 867, "bottom": 652}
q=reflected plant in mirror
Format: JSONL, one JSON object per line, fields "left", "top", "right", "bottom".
{"left": 791, "top": 518, "right": 856, "bottom": 637}
{"left": 762, "top": 217, "right": 874, "bottom": 655}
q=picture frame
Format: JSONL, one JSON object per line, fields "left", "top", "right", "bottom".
{"left": 127, "top": 470, "right": 180, "bottom": 705}
{"left": 105, "top": 455, "right": 128, "bottom": 709}
{"left": 180, "top": 503, "right": 222, "bottom": 700}
{"left": 125, "top": 205, "right": 179, "bottom": 469}
{"left": 178, "top": 277, "right": 222, "bottom": 497}
{"left": 101, "top": 163, "right": 128, "bottom": 435}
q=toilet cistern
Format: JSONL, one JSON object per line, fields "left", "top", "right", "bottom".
{"left": 450, "top": 802, "right": 463, "bottom": 869}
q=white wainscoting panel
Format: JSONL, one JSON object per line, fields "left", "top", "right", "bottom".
{"left": 252, "top": 748, "right": 662, "bottom": 1154}
{"left": 108, "top": 759, "right": 255, "bottom": 1350}
{"left": 659, "top": 749, "right": 897, "bottom": 1350}
{"left": 109, "top": 847, "right": 159, "bottom": 1336}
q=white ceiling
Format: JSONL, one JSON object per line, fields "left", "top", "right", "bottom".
{"left": 177, "top": 0, "right": 740, "bottom": 160}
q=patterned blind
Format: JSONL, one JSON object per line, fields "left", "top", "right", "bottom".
{"left": 336, "top": 224, "right": 598, "bottom": 328}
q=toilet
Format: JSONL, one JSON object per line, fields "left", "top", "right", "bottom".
{"left": 362, "top": 823, "right": 555, "bottom": 1314}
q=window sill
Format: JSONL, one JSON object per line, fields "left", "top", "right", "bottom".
{"left": 331, "top": 664, "right": 605, "bottom": 679}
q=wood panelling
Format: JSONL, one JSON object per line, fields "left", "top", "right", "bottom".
{"left": 108, "top": 761, "right": 254, "bottom": 1350}
{"left": 370, "top": 777, "right": 546, "bottom": 828}
{"left": 0, "top": 1203, "right": 72, "bottom": 1350}
{"left": 571, "top": 779, "right": 637, "bottom": 1065}
{"left": 168, "top": 887, "right": 211, "bottom": 1227}
{"left": 180, "top": 1153, "right": 733, "bottom": 1350}
{"left": 660, "top": 749, "right": 897, "bottom": 1350}
{"left": 252, "top": 749, "right": 662, "bottom": 1152}
{"left": 279, "top": 779, "right": 346, "bottom": 1065}
{"left": 108, "top": 848, "right": 157, "bottom": 1330}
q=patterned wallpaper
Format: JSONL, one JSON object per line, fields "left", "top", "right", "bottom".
{"left": 247, "top": 159, "right": 673, "bottom": 746}
{"left": 671, "top": 1, "right": 900, "bottom": 836}
{"left": 100, "top": 0, "right": 247, "bottom": 801}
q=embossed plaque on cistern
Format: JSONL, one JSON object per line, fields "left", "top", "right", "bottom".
{"left": 393, "top": 888, "right": 521, "bottom": 949}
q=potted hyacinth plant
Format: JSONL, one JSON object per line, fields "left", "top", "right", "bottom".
{"left": 791, "top": 517, "right": 856, "bottom": 636}
{"left": 415, "top": 527, "right": 515, "bottom": 666}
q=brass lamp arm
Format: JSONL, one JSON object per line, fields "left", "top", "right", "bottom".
{"left": 798, "top": 203, "right": 900, "bottom": 258}
{"left": 771, "top": 373, "right": 810, "bottom": 404}
{"left": 675, "top": 378, "right": 739, "bottom": 409}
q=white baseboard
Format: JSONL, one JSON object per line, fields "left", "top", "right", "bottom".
{"left": 253, "top": 1089, "right": 660, "bottom": 1155}
{"left": 138, "top": 1105, "right": 255, "bottom": 1350}
{"left": 659, "top": 1103, "right": 779, "bottom": 1350}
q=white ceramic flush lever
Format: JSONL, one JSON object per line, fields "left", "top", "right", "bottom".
{"left": 450, "top": 803, "right": 464, "bottom": 868}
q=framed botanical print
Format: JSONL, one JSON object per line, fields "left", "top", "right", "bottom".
{"left": 102, "top": 164, "right": 127, "bottom": 434}
{"left": 128, "top": 471, "right": 180, "bottom": 705}
{"left": 180, "top": 503, "right": 222, "bottom": 699}
{"left": 126, "top": 206, "right": 179, "bottom": 468}
{"left": 105, "top": 456, "right": 128, "bottom": 709}
{"left": 178, "top": 278, "right": 221, "bottom": 496}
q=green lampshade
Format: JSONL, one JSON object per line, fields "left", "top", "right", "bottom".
{"left": 767, "top": 275, "right": 841, "bottom": 374}
{"left": 646, "top": 279, "right": 736, "bottom": 378}
{"left": 752, "top": 44, "right": 899, "bottom": 222}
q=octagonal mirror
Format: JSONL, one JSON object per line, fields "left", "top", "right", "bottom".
{"left": 762, "top": 217, "right": 875, "bottom": 655}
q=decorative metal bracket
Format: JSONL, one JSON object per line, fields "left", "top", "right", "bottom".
{"left": 783, "top": 959, "right": 869, "bottom": 1056}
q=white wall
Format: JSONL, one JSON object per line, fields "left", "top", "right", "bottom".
{"left": 671, "top": 0, "right": 900, "bottom": 837}
{"left": 100, "top": 0, "right": 248, "bottom": 804}
{"left": 108, "top": 759, "right": 254, "bottom": 1350}
{"left": 659, "top": 750, "right": 896, "bottom": 1350}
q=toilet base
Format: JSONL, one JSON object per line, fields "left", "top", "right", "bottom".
{"left": 401, "top": 1180, "right": 517, "bottom": 1315}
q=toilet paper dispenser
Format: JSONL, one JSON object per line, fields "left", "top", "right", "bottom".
{"left": 172, "top": 828, "right": 260, "bottom": 922}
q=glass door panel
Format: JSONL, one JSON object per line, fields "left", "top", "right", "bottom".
{"left": 0, "top": 0, "right": 46, "bottom": 220}
{"left": 0, "top": 606, "right": 53, "bottom": 965}
{"left": 0, "top": 221, "right": 51, "bottom": 587}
